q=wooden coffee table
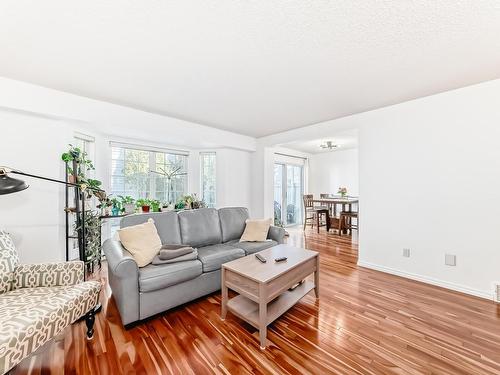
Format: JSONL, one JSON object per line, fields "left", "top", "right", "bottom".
{"left": 221, "top": 244, "right": 319, "bottom": 349}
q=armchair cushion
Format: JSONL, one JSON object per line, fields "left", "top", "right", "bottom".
{"left": 0, "top": 281, "right": 101, "bottom": 374}
{"left": 0, "top": 230, "right": 19, "bottom": 294}
{"left": 13, "top": 261, "right": 84, "bottom": 289}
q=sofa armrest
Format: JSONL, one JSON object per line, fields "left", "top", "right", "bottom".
{"left": 268, "top": 226, "right": 286, "bottom": 244}
{"left": 103, "top": 239, "right": 138, "bottom": 279}
{"left": 13, "top": 261, "right": 84, "bottom": 289}
{"left": 102, "top": 239, "right": 140, "bottom": 325}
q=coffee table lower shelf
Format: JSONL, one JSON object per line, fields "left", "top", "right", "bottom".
{"left": 226, "top": 280, "right": 315, "bottom": 328}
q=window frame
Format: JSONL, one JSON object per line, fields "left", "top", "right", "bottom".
{"left": 110, "top": 142, "right": 189, "bottom": 203}
{"left": 200, "top": 151, "right": 216, "bottom": 208}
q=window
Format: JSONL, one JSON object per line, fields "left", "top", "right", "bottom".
{"left": 74, "top": 133, "right": 95, "bottom": 178}
{"left": 111, "top": 144, "right": 188, "bottom": 204}
{"left": 200, "top": 152, "right": 216, "bottom": 208}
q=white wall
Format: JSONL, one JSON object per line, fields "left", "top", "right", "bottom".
{"left": 256, "top": 79, "right": 500, "bottom": 300}
{"left": 216, "top": 149, "right": 252, "bottom": 210}
{"left": 357, "top": 80, "right": 500, "bottom": 299}
{"left": 308, "top": 148, "right": 359, "bottom": 197}
{"left": 0, "top": 110, "right": 73, "bottom": 263}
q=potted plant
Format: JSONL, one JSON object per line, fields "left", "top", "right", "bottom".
{"left": 119, "top": 195, "right": 136, "bottom": 214}
{"left": 174, "top": 200, "right": 185, "bottom": 210}
{"left": 150, "top": 199, "right": 161, "bottom": 212}
{"left": 80, "top": 177, "right": 103, "bottom": 199}
{"left": 61, "top": 144, "right": 95, "bottom": 184}
{"left": 95, "top": 191, "right": 111, "bottom": 216}
{"left": 190, "top": 194, "right": 206, "bottom": 209}
{"left": 136, "top": 198, "right": 151, "bottom": 213}
{"left": 338, "top": 187, "right": 348, "bottom": 198}
{"left": 110, "top": 197, "right": 122, "bottom": 216}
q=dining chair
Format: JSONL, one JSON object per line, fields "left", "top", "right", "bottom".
{"left": 320, "top": 193, "right": 337, "bottom": 217}
{"left": 339, "top": 210, "right": 359, "bottom": 236}
{"left": 303, "top": 194, "right": 329, "bottom": 233}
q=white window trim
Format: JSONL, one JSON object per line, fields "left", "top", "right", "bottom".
{"left": 200, "top": 151, "right": 216, "bottom": 208}
{"left": 109, "top": 141, "right": 189, "bottom": 156}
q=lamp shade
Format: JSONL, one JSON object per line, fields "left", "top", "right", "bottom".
{"left": 0, "top": 174, "right": 29, "bottom": 195}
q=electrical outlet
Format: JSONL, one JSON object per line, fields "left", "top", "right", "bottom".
{"left": 445, "top": 254, "right": 456, "bottom": 266}
{"left": 402, "top": 248, "right": 410, "bottom": 258}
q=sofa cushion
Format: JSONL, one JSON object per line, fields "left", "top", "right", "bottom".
{"left": 0, "top": 281, "right": 101, "bottom": 374}
{"left": 139, "top": 260, "right": 202, "bottom": 293}
{"left": 226, "top": 239, "right": 278, "bottom": 255}
{"left": 197, "top": 244, "right": 245, "bottom": 272}
{"left": 121, "top": 212, "right": 182, "bottom": 245}
{"left": 218, "top": 207, "right": 250, "bottom": 242}
{"left": 118, "top": 219, "right": 162, "bottom": 267}
{"left": 0, "top": 230, "right": 19, "bottom": 294}
{"left": 178, "top": 208, "right": 222, "bottom": 247}
{"left": 240, "top": 218, "right": 272, "bottom": 242}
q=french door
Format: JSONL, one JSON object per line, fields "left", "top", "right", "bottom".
{"left": 274, "top": 163, "right": 304, "bottom": 227}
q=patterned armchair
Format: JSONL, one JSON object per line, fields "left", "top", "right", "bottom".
{"left": 0, "top": 230, "right": 101, "bottom": 374}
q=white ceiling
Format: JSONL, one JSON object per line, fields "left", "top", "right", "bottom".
{"left": 279, "top": 130, "right": 358, "bottom": 154}
{"left": 1, "top": 1, "right": 500, "bottom": 138}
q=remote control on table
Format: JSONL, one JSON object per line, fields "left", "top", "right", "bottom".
{"left": 255, "top": 253, "right": 267, "bottom": 263}
{"left": 275, "top": 256, "right": 287, "bottom": 262}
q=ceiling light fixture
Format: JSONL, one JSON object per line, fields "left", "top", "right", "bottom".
{"left": 319, "top": 141, "right": 339, "bottom": 150}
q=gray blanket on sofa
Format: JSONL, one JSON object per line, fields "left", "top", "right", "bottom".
{"left": 152, "top": 246, "right": 198, "bottom": 265}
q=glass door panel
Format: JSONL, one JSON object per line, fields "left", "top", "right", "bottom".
{"left": 273, "top": 164, "right": 284, "bottom": 226}
{"left": 286, "top": 165, "right": 303, "bottom": 226}
{"left": 274, "top": 162, "right": 303, "bottom": 227}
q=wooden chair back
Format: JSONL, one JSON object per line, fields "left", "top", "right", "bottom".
{"left": 303, "top": 194, "right": 314, "bottom": 209}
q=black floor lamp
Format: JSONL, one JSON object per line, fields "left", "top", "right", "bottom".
{"left": 0, "top": 165, "right": 97, "bottom": 267}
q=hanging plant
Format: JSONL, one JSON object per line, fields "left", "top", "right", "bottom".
{"left": 61, "top": 144, "right": 95, "bottom": 177}
{"left": 75, "top": 210, "right": 102, "bottom": 269}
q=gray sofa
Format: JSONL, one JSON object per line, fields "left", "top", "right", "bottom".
{"left": 103, "top": 207, "right": 285, "bottom": 326}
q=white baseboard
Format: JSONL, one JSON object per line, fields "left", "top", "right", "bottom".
{"left": 357, "top": 260, "right": 493, "bottom": 301}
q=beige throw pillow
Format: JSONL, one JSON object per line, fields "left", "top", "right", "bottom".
{"left": 118, "top": 218, "right": 162, "bottom": 267}
{"left": 240, "top": 218, "right": 272, "bottom": 242}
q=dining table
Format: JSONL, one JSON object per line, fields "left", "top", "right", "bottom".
{"left": 312, "top": 197, "right": 358, "bottom": 217}
{"left": 312, "top": 197, "right": 358, "bottom": 233}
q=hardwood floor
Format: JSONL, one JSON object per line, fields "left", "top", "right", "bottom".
{"left": 13, "top": 228, "right": 500, "bottom": 374}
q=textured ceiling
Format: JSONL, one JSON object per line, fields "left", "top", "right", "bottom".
{"left": 1, "top": 1, "right": 500, "bottom": 137}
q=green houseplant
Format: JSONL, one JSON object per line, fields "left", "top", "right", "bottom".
{"left": 61, "top": 145, "right": 94, "bottom": 182}
{"left": 75, "top": 210, "right": 101, "bottom": 272}
{"left": 119, "top": 195, "right": 136, "bottom": 214}
{"left": 110, "top": 197, "right": 122, "bottom": 216}
{"left": 61, "top": 144, "right": 102, "bottom": 199}
{"left": 150, "top": 199, "right": 161, "bottom": 212}
{"left": 136, "top": 198, "right": 151, "bottom": 213}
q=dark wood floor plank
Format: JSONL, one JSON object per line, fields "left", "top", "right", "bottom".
{"left": 11, "top": 228, "right": 500, "bottom": 375}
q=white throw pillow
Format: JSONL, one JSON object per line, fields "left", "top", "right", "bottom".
{"left": 240, "top": 218, "right": 272, "bottom": 242}
{"left": 118, "top": 218, "right": 162, "bottom": 267}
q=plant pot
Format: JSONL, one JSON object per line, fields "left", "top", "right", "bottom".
{"left": 112, "top": 207, "right": 120, "bottom": 216}
{"left": 142, "top": 205, "right": 150, "bottom": 213}
{"left": 123, "top": 203, "right": 135, "bottom": 214}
